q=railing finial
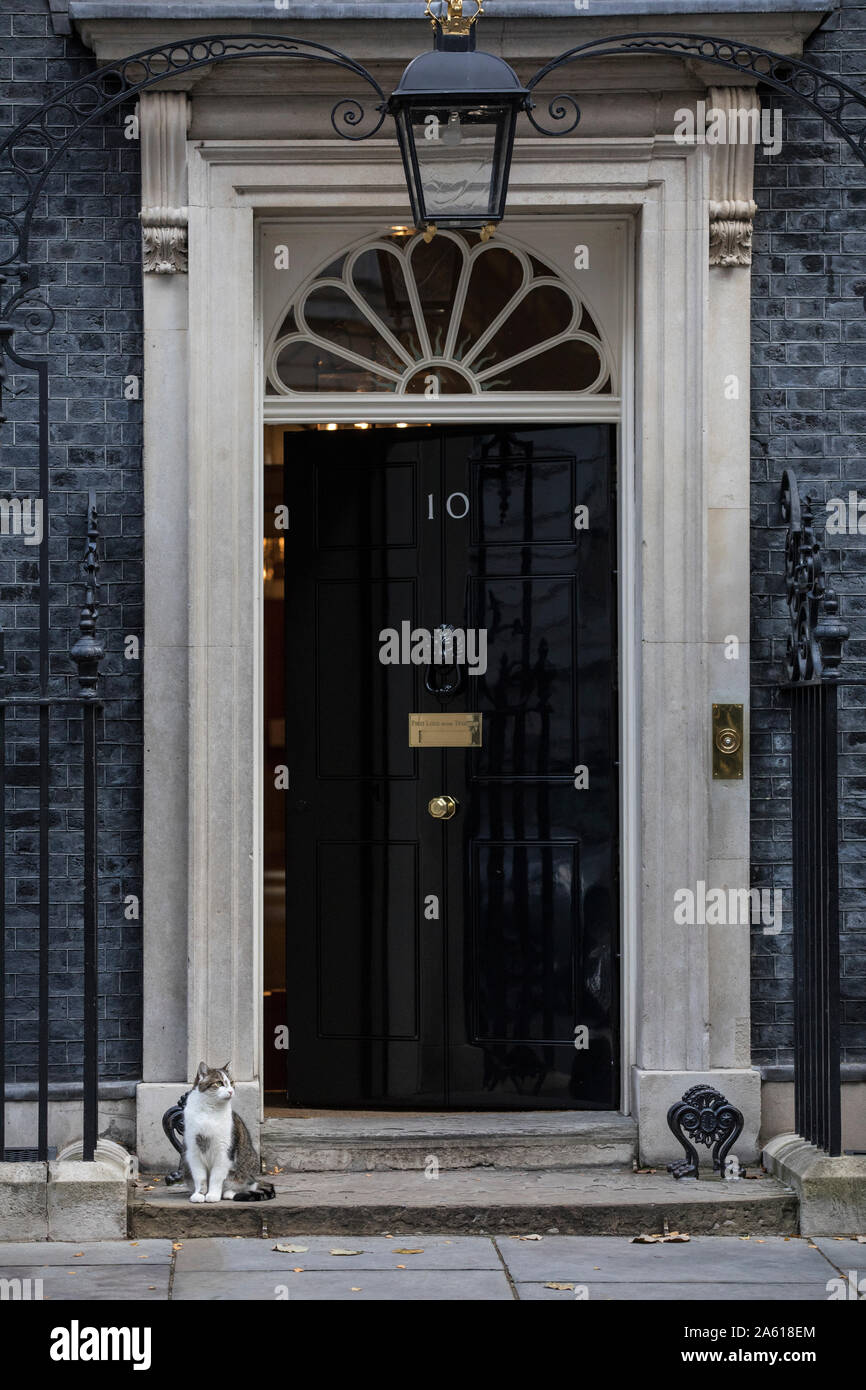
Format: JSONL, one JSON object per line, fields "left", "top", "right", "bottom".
{"left": 70, "top": 491, "right": 105, "bottom": 699}
{"left": 780, "top": 468, "right": 849, "bottom": 684}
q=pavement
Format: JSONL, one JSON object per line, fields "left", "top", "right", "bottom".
{"left": 1, "top": 1234, "right": 864, "bottom": 1301}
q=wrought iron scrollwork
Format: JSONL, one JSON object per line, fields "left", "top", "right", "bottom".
{"left": 0, "top": 33, "right": 388, "bottom": 424}
{"left": 526, "top": 32, "right": 866, "bottom": 169}
{"left": 162, "top": 1090, "right": 189, "bottom": 1185}
{"left": 525, "top": 93, "right": 580, "bottom": 137}
{"left": 781, "top": 468, "right": 849, "bottom": 684}
{"left": 666, "top": 1084, "right": 744, "bottom": 1180}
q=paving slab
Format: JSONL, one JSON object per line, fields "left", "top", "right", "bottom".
{"left": 173, "top": 1234, "right": 500, "bottom": 1271}
{"left": 515, "top": 1281, "right": 835, "bottom": 1301}
{"left": 813, "top": 1237, "right": 866, "bottom": 1274}
{"left": 172, "top": 1269, "right": 513, "bottom": 1300}
{"left": 0, "top": 1265, "right": 171, "bottom": 1300}
{"left": 132, "top": 1167, "right": 798, "bottom": 1237}
{"left": 0, "top": 1240, "right": 171, "bottom": 1266}
{"left": 498, "top": 1234, "right": 833, "bottom": 1283}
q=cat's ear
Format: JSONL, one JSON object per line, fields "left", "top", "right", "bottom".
{"left": 196, "top": 1060, "right": 208, "bottom": 1081}
{"left": 223, "top": 1062, "right": 233, "bottom": 1081}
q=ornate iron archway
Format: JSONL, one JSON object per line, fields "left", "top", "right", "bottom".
{"left": 1, "top": 25, "right": 864, "bottom": 1162}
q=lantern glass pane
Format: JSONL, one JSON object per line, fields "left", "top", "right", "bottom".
{"left": 406, "top": 104, "right": 509, "bottom": 222}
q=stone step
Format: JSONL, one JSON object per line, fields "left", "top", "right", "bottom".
{"left": 260, "top": 1111, "right": 638, "bottom": 1173}
{"left": 131, "top": 1167, "right": 798, "bottom": 1239}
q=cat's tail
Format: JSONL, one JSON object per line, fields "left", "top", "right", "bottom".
{"left": 230, "top": 1181, "right": 276, "bottom": 1203}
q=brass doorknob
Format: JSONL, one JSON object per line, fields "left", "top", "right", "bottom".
{"left": 428, "top": 794, "right": 458, "bottom": 821}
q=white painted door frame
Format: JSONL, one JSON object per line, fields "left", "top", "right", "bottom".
{"left": 137, "top": 133, "right": 758, "bottom": 1164}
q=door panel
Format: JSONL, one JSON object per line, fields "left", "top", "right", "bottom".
{"left": 283, "top": 429, "right": 444, "bottom": 1105}
{"left": 442, "top": 426, "right": 618, "bottom": 1107}
{"left": 283, "top": 424, "right": 618, "bottom": 1108}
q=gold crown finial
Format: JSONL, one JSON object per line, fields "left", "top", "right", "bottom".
{"left": 424, "top": 0, "right": 484, "bottom": 36}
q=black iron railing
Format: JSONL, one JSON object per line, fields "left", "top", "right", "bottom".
{"left": 779, "top": 468, "right": 849, "bottom": 1156}
{"left": 0, "top": 493, "right": 104, "bottom": 1163}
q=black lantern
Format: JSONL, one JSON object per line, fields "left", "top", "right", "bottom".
{"left": 388, "top": 1, "right": 530, "bottom": 237}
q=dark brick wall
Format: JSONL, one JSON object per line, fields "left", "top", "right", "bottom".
{"left": 751, "top": 0, "right": 866, "bottom": 1068}
{"left": 0, "top": 0, "right": 142, "bottom": 1084}
{"left": 1, "top": 0, "right": 863, "bottom": 1089}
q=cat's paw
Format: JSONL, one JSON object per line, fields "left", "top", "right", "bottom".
{"left": 204, "top": 1191, "right": 222, "bottom": 1202}
{"left": 189, "top": 1191, "right": 206, "bottom": 1203}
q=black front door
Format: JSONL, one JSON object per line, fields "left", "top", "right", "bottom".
{"left": 283, "top": 423, "right": 618, "bottom": 1108}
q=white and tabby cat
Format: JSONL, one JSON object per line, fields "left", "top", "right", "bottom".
{"left": 182, "top": 1063, "right": 275, "bottom": 1203}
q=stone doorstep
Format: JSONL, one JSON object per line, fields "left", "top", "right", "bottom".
{"left": 259, "top": 1111, "right": 638, "bottom": 1173}
{"left": 131, "top": 1167, "right": 798, "bottom": 1239}
{"left": 763, "top": 1133, "right": 866, "bottom": 1237}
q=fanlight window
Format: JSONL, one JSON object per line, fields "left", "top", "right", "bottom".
{"left": 266, "top": 231, "right": 613, "bottom": 397}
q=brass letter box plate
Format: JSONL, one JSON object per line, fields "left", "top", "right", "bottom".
{"left": 409, "top": 713, "right": 482, "bottom": 748}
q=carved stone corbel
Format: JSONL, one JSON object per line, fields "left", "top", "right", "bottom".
{"left": 139, "top": 93, "right": 190, "bottom": 274}
{"left": 707, "top": 86, "right": 760, "bottom": 268}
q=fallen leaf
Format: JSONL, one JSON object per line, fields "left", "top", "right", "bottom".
{"left": 293, "top": 1267, "right": 304, "bottom": 1273}
{"left": 517, "top": 1234, "right": 543, "bottom": 1241}
{"left": 351, "top": 1287, "right": 362, "bottom": 1292}
{"left": 129, "top": 1242, "right": 139, "bottom": 1248}
{"left": 329, "top": 1249, "right": 362, "bottom": 1256}
{"left": 273, "top": 1243, "right": 308, "bottom": 1254}
{"left": 396, "top": 1264, "right": 407, "bottom": 1269}
{"left": 138, "top": 1255, "right": 149, "bottom": 1259}
{"left": 74, "top": 1253, "right": 84, "bottom": 1258}
{"left": 544, "top": 1282, "right": 575, "bottom": 1291}
{"left": 632, "top": 1232, "right": 690, "bottom": 1244}
{"left": 392, "top": 1248, "right": 424, "bottom": 1255}
{"left": 172, "top": 1242, "right": 183, "bottom": 1250}
{"left": 148, "top": 1286, "right": 156, "bottom": 1290}
{"left": 856, "top": 1236, "right": 866, "bottom": 1244}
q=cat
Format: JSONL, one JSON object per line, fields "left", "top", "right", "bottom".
{"left": 182, "top": 1062, "right": 275, "bottom": 1203}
